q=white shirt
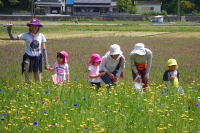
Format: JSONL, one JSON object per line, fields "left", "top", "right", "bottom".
{"left": 88, "top": 65, "right": 101, "bottom": 83}
{"left": 54, "top": 62, "right": 69, "bottom": 82}
{"left": 19, "top": 32, "right": 46, "bottom": 56}
{"left": 100, "top": 52, "right": 125, "bottom": 77}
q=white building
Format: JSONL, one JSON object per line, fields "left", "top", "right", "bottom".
{"left": 34, "top": 0, "right": 66, "bottom": 14}
{"left": 134, "top": 1, "right": 162, "bottom": 14}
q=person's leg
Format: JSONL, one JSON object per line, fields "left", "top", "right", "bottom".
{"left": 32, "top": 59, "right": 42, "bottom": 82}
{"left": 34, "top": 72, "right": 42, "bottom": 82}
{"left": 140, "top": 69, "right": 149, "bottom": 88}
{"left": 101, "top": 73, "right": 114, "bottom": 85}
{"left": 91, "top": 82, "right": 100, "bottom": 91}
{"left": 132, "top": 70, "right": 137, "bottom": 81}
{"left": 111, "top": 71, "right": 119, "bottom": 85}
{"left": 24, "top": 59, "right": 32, "bottom": 83}
{"left": 93, "top": 82, "right": 101, "bottom": 91}
{"left": 96, "top": 82, "right": 101, "bottom": 89}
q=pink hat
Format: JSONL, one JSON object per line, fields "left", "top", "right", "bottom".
{"left": 88, "top": 54, "right": 102, "bottom": 65}
{"left": 58, "top": 51, "right": 68, "bottom": 63}
{"left": 27, "top": 18, "right": 43, "bottom": 27}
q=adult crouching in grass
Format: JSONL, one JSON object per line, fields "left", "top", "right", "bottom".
{"left": 100, "top": 44, "right": 125, "bottom": 87}
{"left": 130, "top": 43, "right": 152, "bottom": 91}
{"left": 5, "top": 18, "right": 50, "bottom": 83}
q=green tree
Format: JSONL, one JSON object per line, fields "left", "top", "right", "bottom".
{"left": 18, "top": 0, "right": 32, "bottom": 9}
{"left": 117, "top": 0, "right": 127, "bottom": 12}
{"left": 181, "top": 0, "right": 194, "bottom": 14}
{"left": 8, "top": 0, "right": 19, "bottom": 5}
{"left": 117, "top": 0, "right": 135, "bottom": 14}
{"left": 0, "top": 0, "right": 3, "bottom": 7}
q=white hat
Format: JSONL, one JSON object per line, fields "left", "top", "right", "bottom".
{"left": 109, "top": 44, "right": 122, "bottom": 55}
{"left": 132, "top": 43, "right": 146, "bottom": 55}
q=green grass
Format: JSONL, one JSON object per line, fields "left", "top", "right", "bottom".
{"left": 0, "top": 20, "right": 200, "bottom": 25}
{"left": 0, "top": 80, "right": 200, "bottom": 132}
{"left": 0, "top": 22, "right": 200, "bottom": 132}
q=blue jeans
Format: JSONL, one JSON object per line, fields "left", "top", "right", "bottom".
{"left": 100, "top": 71, "right": 118, "bottom": 85}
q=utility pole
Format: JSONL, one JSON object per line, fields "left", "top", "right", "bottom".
{"left": 177, "top": 0, "right": 181, "bottom": 21}
{"left": 126, "top": 0, "right": 129, "bottom": 14}
{"left": 32, "top": 0, "right": 35, "bottom": 18}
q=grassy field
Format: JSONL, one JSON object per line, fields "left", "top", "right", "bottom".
{"left": 0, "top": 21, "right": 200, "bottom": 132}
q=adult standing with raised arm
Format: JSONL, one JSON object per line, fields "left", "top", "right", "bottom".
{"left": 5, "top": 18, "right": 50, "bottom": 83}
{"left": 130, "top": 43, "right": 152, "bottom": 90}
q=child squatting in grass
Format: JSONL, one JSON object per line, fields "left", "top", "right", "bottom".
{"left": 163, "top": 58, "right": 180, "bottom": 88}
{"left": 163, "top": 58, "right": 185, "bottom": 95}
{"left": 88, "top": 54, "right": 105, "bottom": 90}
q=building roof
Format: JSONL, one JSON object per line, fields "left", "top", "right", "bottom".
{"left": 66, "top": 0, "right": 74, "bottom": 5}
{"left": 74, "top": 0, "right": 111, "bottom": 4}
{"left": 134, "top": 1, "right": 162, "bottom": 5}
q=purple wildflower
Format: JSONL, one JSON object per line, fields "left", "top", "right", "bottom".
{"left": 74, "top": 103, "right": 78, "bottom": 106}
{"left": 33, "top": 121, "right": 38, "bottom": 126}
{"left": 45, "top": 90, "right": 49, "bottom": 94}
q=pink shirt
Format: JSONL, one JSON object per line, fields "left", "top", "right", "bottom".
{"left": 54, "top": 62, "right": 69, "bottom": 83}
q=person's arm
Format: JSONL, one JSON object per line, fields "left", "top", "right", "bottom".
{"left": 177, "top": 71, "right": 180, "bottom": 82}
{"left": 163, "top": 70, "right": 169, "bottom": 81}
{"left": 66, "top": 64, "right": 70, "bottom": 82}
{"left": 145, "top": 51, "right": 153, "bottom": 78}
{"left": 99, "top": 56, "right": 108, "bottom": 72}
{"left": 6, "top": 25, "right": 20, "bottom": 40}
{"left": 116, "top": 56, "right": 125, "bottom": 77}
{"left": 42, "top": 42, "right": 49, "bottom": 69}
{"left": 48, "top": 67, "right": 54, "bottom": 72}
{"left": 66, "top": 74, "right": 70, "bottom": 83}
{"left": 130, "top": 53, "right": 138, "bottom": 75}
{"left": 88, "top": 70, "right": 99, "bottom": 78}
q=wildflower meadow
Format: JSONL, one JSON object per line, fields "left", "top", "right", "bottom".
{"left": 0, "top": 21, "right": 200, "bottom": 132}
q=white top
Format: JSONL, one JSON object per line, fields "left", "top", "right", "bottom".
{"left": 100, "top": 52, "right": 125, "bottom": 77}
{"left": 19, "top": 32, "right": 46, "bottom": 56}
{"left": 54, "top": 62, "right": 69, "bottom": 82}
{"left": 88, "top": 65, "right": 101, "bottom": 83}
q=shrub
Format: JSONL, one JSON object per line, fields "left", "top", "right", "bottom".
{"left": 161, "top": 10, "right": 167, "bottom": 15}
